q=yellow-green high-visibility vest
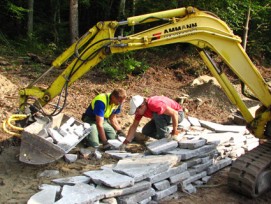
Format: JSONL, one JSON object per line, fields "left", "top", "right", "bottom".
{"left": 91, "top": 93, "right": 119, "bottom": 119}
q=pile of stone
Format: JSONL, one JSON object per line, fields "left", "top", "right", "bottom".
{"left": 36, "top": 116, "right": 91, "bottom": 151}
{"left": 28, "top": 155, "right": 189, "bottom": 204}
{"left": 145, "top": 116, "right": 259, "bottom": 160}
{"left": 27, "top": 116, "right": 260, "bottom": 204}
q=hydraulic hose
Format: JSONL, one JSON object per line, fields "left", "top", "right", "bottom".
{"left": 2, "top": 114, "right": 28, "bottom": 137}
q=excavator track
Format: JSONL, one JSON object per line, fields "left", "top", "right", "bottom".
{"left": 228, "top": 141, "right": 271, "bottom": 198}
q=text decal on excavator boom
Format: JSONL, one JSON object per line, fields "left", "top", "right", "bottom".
{"left": 164, "top": 23, "right": 197, "bottom": 34}
{"left": 152, "top": 23, "right": 197, "bottom": 40}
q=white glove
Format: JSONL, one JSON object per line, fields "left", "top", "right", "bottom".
{"left": 172, "top": 135, "right": 180, "bottom": 141}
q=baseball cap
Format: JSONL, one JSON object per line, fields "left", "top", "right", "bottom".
{"left": 129, "top": 95, "right": 144, "bottom": 115}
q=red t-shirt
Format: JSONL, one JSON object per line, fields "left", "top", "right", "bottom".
{"left": 135, "top": 96, "right": 183, "bottom": 121}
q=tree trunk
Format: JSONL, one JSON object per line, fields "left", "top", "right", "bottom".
{"left": 118, "top": 0, "right": 126, "bottom": 36}
{"left": 70, "top": 0, "right": 79, "bottom": 44}
{"left": 242, "top": 7, "right": 251, "bottom": 51}
{"left": 51, "top": 0, "right": 61, "bottom": 44}
{"left": 27, "top": 0, "right": 34, "bottom": 38}
{"left": 131, "top": 0, "right": 137, "bottom": 33}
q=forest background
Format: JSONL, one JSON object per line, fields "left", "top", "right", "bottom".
{"left": 0, "top": 0, "right": 271, "bottom": 69}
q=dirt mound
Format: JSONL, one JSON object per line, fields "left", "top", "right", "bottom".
{"left": 0, "top": 74, "right": 18, "bottom": 95}
{"left": 0, "top": 74, "right": 19, "bottom": 141}
{"left": 180, "top": 76, "right": 235, "bottom": 124}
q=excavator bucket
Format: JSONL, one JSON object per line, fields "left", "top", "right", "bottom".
{"left": 19, "top": 113, "right": 89, "bottom": 165}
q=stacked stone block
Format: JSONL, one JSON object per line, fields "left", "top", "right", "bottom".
{"left": 37, "top": 116, "right": 91, "bottom": 151}
{"left": 27, "top": 116, "right": 260, "bottom": 203}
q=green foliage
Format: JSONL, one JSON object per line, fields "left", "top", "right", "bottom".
{"left": 178, "top": 0, "right": 271, "bottom": 64}
{"left": 7, "top": 1, "right": 28, "bottom": 20}
{"left": 135, "top": 0, "right": 179, "bottom": 14}
{"left": 0, "top": 31, "right": 61, "bottom": 58}
{"left": 79, "top": 0, "right": 92, "bottom": 7}
{"left": 0, "top": 0, "right": 270, "bottom": 66}
{"left": 98, "top": 53, "right": 148, "bottom": 80}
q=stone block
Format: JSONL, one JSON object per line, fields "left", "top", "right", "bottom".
{"left": 180, "top": 171, "right": 207, "bottom": 188}
{"left": 191, "top": 159, "right": 213, "bottom": 173}
{"left": 61, "top": 183, "right": 95, "bottom": 197}
{"left": 199, "top": 120, "right": 248, "bottom": 134}
{"left": 183, "top": 184, "right": 197, "bottom": 194}
{"left": 183, "top": 158, "right": 202, "bottom": 168}
{"left": 201, "top": 156, "right": 210, "bottom": 163}
{"left": 229, "top": 148, "right": 245, "bottom": 158}
{"left": 147, "top": 163, "right": 187, "bottom": 183}
{"left": 199, "top": 132, "right": 233, "bottom": 145}
{"left": 187, "top": 168, "right": 197, "bottom": 176}
{"left": 187, "top": 116, "right": 201, "bottom": 127}
{"left": 147, "top": 138, "right": 178, "bottom": 155}
{"left": 117, "top": 188, "right": 155, "bottom": 204}
{"left": 192, "top": 180, "right": 203, "bottom": 186}
{"left": 169, "top": 171, "right": 190, "bottom": 185}
{"left": 113, "top": 155, "right": 179, "bottom": 182}
{"left": 80, "top": 148, "right": 93, "bottom": 158}
{"left": 96, "top": 181, "right": 151, "bottom": 198}
{"left": 202, "top": 176, "right": 211, "bottom": 184}
{"left": 138, "top": 197, "right": 152, "bottom": 204}
{"left": 48, "top": 128, "right": 64, "bottom": 143}
{"left": 243, "top": 142, "right": 259, "bottom": 151}
{"left": 178, "top": 138, "right": 206, "bottom": 149}
{"left": 100, "top": 197, "right": 118, "bottom": 204}
{"left": 84, "top": 169, "right": 134, "bottom": 188}
{"left": 38, "top": 170, "right": 59, "bottom": 178}
{"left": 229, "top": 134, "right": 247, "bottom": 144}
{"left": 105, "top": 150, "right": 142, "bottom": 159}
{"left": 52, "top": 175, "right": 91, "bottom": 186}
{"left": 57, "top": 134, "right": 79, "bottom": 151}
{"left": 167, "top": 144, "right": 216, "bottom": 160}
{"left": 152, "top": 185, "right": 178, "bottom": 201}
{"left": 166, "top": 148, "right": 199, "bottom": 160}
{"left": 108, "top": 139, "right": 122, "bottom": 149}
{"left": 245, "top": 137, "right": 259, "bottom": 145}
{"left": 28, "top": 188, "right": 57, "bottom": 204}
{"left": 38, "top": 184, "right": 61, "bottom": 193}
{"left": 64, "top": 153, "right": 78, "bottom": 163}
{"left": 153, "top": 180, "right": 170, "bottom": 191}
{"left": 207, "top": 157, "right": 232, "bottom": 175}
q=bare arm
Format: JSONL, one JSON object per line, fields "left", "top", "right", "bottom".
{"left": 109, "top": 114, "right": 121, "bottom": 131}
{"left": 96, "top": 115, "right": 107, "bottom": 144}
{"left": 163, "top": 106, "right": 179, "bottom": 135}
{"left": 124, "top": 119, "right": 140, "bottom": 143}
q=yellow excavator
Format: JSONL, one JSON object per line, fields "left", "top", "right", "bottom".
{"left": 3, "top": 6, "right": 271, "bottom": 198}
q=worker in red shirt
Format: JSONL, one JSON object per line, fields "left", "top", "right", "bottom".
{"left": 120, "top": 95, "right": 184, "bottom": 150}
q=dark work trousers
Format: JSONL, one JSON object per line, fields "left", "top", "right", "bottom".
{"left": 142, "top": 111, "right": 184, "bottom": 139}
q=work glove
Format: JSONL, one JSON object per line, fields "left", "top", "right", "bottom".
{"left": 116, "top": 130, "right": 127, "bottom": 137}
{"left": 119, "top": 143, "right": 127, "bottom": 152}
{"left": 102, "top": 142, "right": 114, "bottom": 151}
